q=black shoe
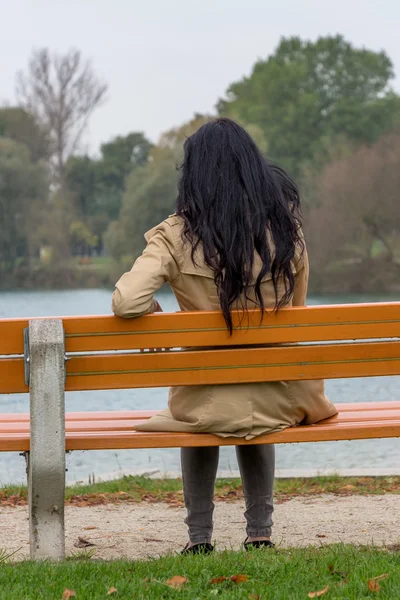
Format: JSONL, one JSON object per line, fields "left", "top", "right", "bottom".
{"left": 244, "top": 537, "right": 275, "bottom": 551}
{"left": 181, "top": 542, "right": 214, "bottom": 555}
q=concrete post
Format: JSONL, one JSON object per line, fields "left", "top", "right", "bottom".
{"left": 28, "top": 319, "right": 65, "bottom": 560}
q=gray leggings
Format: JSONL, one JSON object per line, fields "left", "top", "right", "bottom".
{"left": 181, "top": 444, "right": 275, "bottom": 543}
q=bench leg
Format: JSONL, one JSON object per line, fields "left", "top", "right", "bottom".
{"left": 28, "top": 319, "right": 66, "bottom": 561}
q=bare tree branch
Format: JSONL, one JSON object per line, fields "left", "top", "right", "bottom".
{"left": 16, "top": 48, "right": 108, "bottom": 180}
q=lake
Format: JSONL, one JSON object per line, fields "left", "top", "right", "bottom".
{"left": 0, "top": 288, "right": 399, "bottom": 484}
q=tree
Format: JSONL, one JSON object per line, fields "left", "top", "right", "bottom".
{"left": 106, "top": 115, "right": 214, "bottom": 264}
{"left": 158, "top": 113, "right": 213, "bottom": 158}
{"left": 16, "top": 48, "right": 107, "bottom": 179}
{"left": 106, "top": 151, "right": 178, "bottom": 261}
{"left": 0, "top": 107, "right": 50, "bottom": 162}
{"left": 305, "top": 130, "right": 400, "bottom": 291}
{"left": 66, "top": 132, "right": 152, "bottom": 253}
{"left": 69, "top": 220, "right": 98, "bottom": 257}
{"left": 0, "top": 138, "right": 49, "bottom": 274}
{"left": 100, "top": 133, "right": 152, "bottom": 190}
{"left": 218, "top": 35, "right": 400, "bottom": 177}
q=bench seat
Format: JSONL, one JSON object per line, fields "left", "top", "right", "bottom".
{"left": 1, "top": 401, "right": 399, "bottom": 452}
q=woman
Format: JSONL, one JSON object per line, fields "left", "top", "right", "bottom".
{"left": 112, "top": 118, "right": 337, "bottom": 555}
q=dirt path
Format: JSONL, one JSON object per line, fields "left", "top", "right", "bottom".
{"left": 1, "top": 495, "right": 399, "bottom": 561}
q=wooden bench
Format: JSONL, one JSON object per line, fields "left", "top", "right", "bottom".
{"left": 1, "top": 302, "right": 400, "bottom": 560}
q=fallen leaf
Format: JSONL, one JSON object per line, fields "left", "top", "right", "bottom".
{"left": 308, "top": 585, "right": 329, "bottom": 598}
{"left": 74, "top": 537, "right": 95, "bottom": 548}
{"left": 83, "top": 526, "right": 97, "bottom": 531}
{"left": 316, "top": 534, "right": 327, "bottom": 538}
{"left": 368, "top": 580, "right": 380, "bottom": 592}
{"left": 165, "top": 576, "right": 188, "bottom": 588}
{"left": 62, "top": 590, "right": 76, "bottom": 600}
{"left": 210, "top": 576, "right": 228, "bottom": 584}
{"left": 368, "top": 574, "right": 389, "bottom": 592}
{"left": 249, "top": 595, "right": 260, "bottom": 599}
{"left": 107, "top": 588, "right": 118, "bottom": 595}
{"left": 230, "top": 574, "right": 249, "bottom": 584}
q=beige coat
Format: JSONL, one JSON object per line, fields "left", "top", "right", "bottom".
{"left": 112, "top": 215, "right": 337, "bottom": 440}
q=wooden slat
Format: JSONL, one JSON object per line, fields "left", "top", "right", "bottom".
{"left": 2, "top": 339, "right": 400, "bottom": 394}
{"left": 61, "top": 303, "right": 400, "bottom": 351}
{"left": 0, "top": 319, "right": 27, "bottom": 355}
{"left": 0, "top": 358, "right": 27, "bottom": 394}
{"left": 0, "top": 410, "right": 158, "bottom": 423}
{"left": 64, "top": 419, "right": 400, "bottom": 450}
{"left": 1, "top": 408, "right": 400, "bottom": 434}
{"left": 1, "top": 402, "right": 399, "bottom": 424}
{"left": 0, "top": 434, "right": 29, "bottom": 452}
{"left": 1, "top": 303, "right": 400, "bottom": 355}
{"left": 65, "top": 340, "right": 400, "bottom": 391}
{"left": 1, "top": 417, "right": 400, "bottom": 452}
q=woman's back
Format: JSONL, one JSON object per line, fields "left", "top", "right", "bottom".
{"left": 112, "top": 118, "right": 337, "bottom": 439}
{"left": 112, "top": 212, "right": 308, "bottom": 317}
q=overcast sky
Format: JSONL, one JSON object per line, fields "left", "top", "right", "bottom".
{"left": 1, "top": 0, "right": 399, "bottom": 153}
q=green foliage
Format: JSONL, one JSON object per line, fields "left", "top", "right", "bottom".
{"left": 0, "top": 137, "right": 49, "bottom": 274}
{"left": 0, "top": 107, "right": 50, "bottom": 162}
{"left": 106, "top": 115, "right": 214, "bottom": 264}
{"left": 100, "top": 132, "right": 152, "bottom": 189}
{"left": 69, "top": 221, "right": 98, "bottom": 255}
{"left": 66, "top": 133, "right": 152, "bottom": 253}
{"left": 106, "top": 150, "right": 178, "bottom": 261}
{"left": 158, "top": 113, "right": 213, "bottom": 158}
{"left": 218, "top": 35, "right": 400, "bottom": 176}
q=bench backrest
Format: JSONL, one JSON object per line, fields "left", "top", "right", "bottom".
{"left": 1, "top": 302, "right": 400, "bottom": 394}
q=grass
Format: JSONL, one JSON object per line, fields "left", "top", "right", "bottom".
{"left": 0, "top": 545, "right": 399, "bottom": 599}
{"left": 1, "top": 475, "right": 400, "bottom": 507}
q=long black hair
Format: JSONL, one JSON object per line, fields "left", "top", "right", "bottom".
{"left": 176, "top": 118, "right": 303, "bottom": 332}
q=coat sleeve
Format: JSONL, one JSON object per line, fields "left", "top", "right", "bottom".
{"left": 112, "top": 222, "right": 180, "bottom": 318}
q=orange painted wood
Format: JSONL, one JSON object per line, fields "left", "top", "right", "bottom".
{"left": 64, "top": 307, "right": 400, "bottom": 352}
{"left": 65, "top": 340, "right": 400, "bottom": 391}
{"left": 60, "top": 419, "right": 400, "bottom": 451}
{"left": 0, "top": 319, "right": 27, "bottom": 355}
{"left": 0, "top": 434, "right": 30, "bottom": 452}
{"left": 1, "top": 407, "right": 400, "bottom": 434}
{"left": 1, "top": 415, "right": 400, "bottom": 452}
{"left": 0, "top": 411, "right": 158, "bottom": 422}
{"left": 63, "top": 303, "right": 400, "bottom": 351}
{"left": 0, "top": 358, "right": 27, "bottom": 394}
{"left": 2, "top": 302, "right": 400, "bottom": 355}
{"left": 1, "top": 402, "right": 399, "bottom": 424}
